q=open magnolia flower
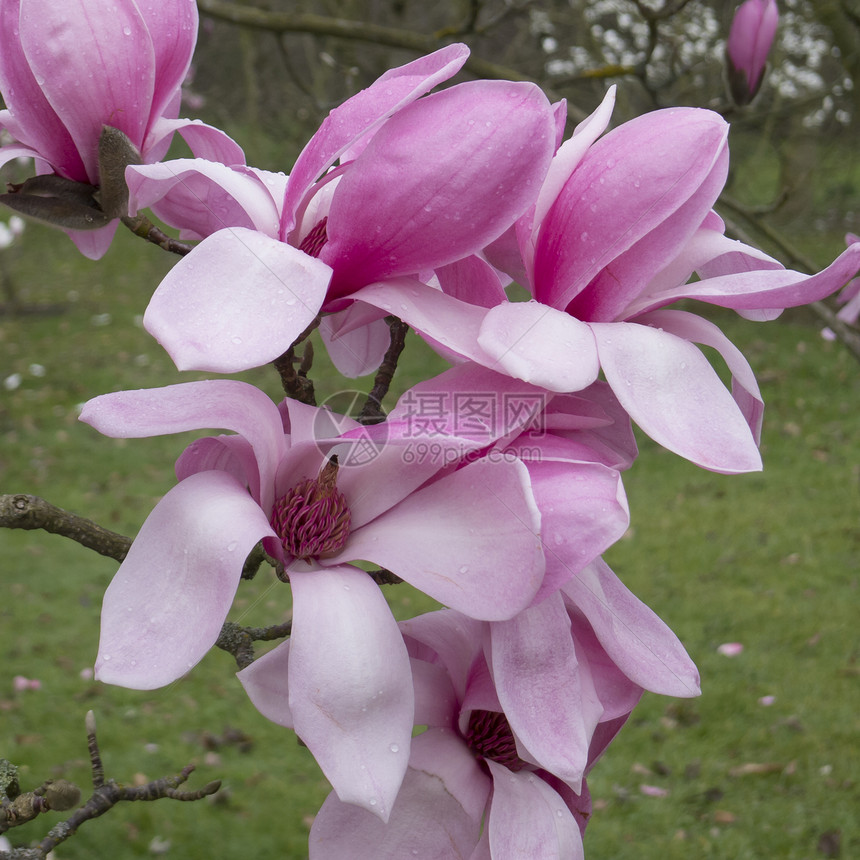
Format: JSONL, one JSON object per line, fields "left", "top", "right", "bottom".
{"left": 281, "top": 601, "right": 691, "bottom": 859}
{"left": 0, "top": 0, "right": 241, "bottom": 257}
{"left": 80, "top": 379, "right": 546, "bottom": 819}
{"left": 134, "top": 44, "right": 558, "bottom": 375}
{"left": 351, "top": 91, "right": 860, "bottom": 474}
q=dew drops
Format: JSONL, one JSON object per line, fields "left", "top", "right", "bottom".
{"left": 679, "top": 361, "right": 687, "bottom": 370}
{"left": 458, "top": 565, "right": 469, "bottom": 574}
{"left": 343, "top": 584, "right": 350, "bottom": 591}
{"left": 368, "top": 798, "right": 377, "bottom": 807}
{"left": 226, "top": 541, "right": 238, "bottom": 552}
{"left": 122, "top": 24, "right": 132, "bottom": 35}
{"left": 556, "top": 809, "right": 564, "bottom": 818}
{"left": 231, "top": 335, "right": 242, "bottom": 345}
{"left": 389, "top": 743, "right": 399, "bottom": 753}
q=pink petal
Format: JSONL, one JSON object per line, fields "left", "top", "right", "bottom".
{"left": 638, "top": 309, "right": 763, "bottom": 444}
{"left": 280, "top": 44, "right": 469, "bottom": 238}
{"left": 534, "top": 108, "right": 729, "bottom": 312}
{"left": 135, "top": 0, "right": 197, "bottom": 126}
{"left": 491, "top": 594, "right": 603, "bottom": 789}
{"left": 486, "top": 760, "right": 585, "bottom": 860}
{"left": 562, "top": 558, "right": 700, "bottom": 698}
{"left": 96, "top": 471, "right": 275, "bottom": 689}
{"left": 400, "top": 610, "right": 485, "bottom": 704}
{"left": 144, "top": 227, "right": 332, "bottom": 372}
{"left": 521, "top": 459, "right": 629, "bottom": 601}
{"left": 322, "top": 81, "right": 554, "bottom": 296}
{"left": 644, "top": 242, "right": 860, "bottom": 312}
{"left": 0, "top": 2, "right": 84, "bottom": 180}
{"left": 126, "top": 159, "right": 281, "bottom": 239}
{"left": 318, "top": 305, "right": 391, "bottom": 377}
{"left": 65, "top": 221, "right": 119, "bottom": 261}
{"left": 80, "top": 379, "right": 286, "bottom": 514}
{"left": 352, "top": 279, "right": 490, "bottom": 366}
{"left": 591, "top": 321, "right": 762, "bottom": 473}
{"left": 519, "top": 87, "right": 616, "bottom": 285}
{"left": 145, "top": 116, "right": 246, "bottom": 165}
{"left": 287, "top": 566, "right": 413, "bottom": 821}
{"left": 309, "top": 732, "right": 485, "bottom": 860}
{"left": 236, "top": 639, "right": 294, "bottom": 727}
{"left": 343, "top": 458, "right": 543, "bottom": 620}
{"left": 477, "top": 301, "right": 600, "bottom": 392}
{"left": 20, "top": 0, "right": 154, "bottom": 180}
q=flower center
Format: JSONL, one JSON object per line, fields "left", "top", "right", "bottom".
{"left": 299, "top": 216, "right": 328, "bottom": 259}
{"left": 270, "top": 456, "right": 351, "bottom": 561}
{"left": 465, "top": 709, "right": 526, "bottom": 771}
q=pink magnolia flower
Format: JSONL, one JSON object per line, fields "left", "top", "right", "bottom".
{"left": 137, "top": 45, "right": 558, "bottom": 375}
{"left": 272, "top": 599, "right": 691, "bottom": 859}
{"left": 80, "top": 379, "right": 545, "bottom": 819}
{"left": 353, "top": 92, "right": 860, "bottom": 474}
{"left": 0, "top": 0, "right": 242, "bottom": 258}
{"left": 726, "top": 0, "right": 779, "bottom": 105}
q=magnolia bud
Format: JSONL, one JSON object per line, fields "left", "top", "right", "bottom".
{"left": 725, "top": 0, "right": 779, "bottom": 105}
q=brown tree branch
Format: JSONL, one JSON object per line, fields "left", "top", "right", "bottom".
{"left": 0, "top": 494, "right": 131, "bottom": 562}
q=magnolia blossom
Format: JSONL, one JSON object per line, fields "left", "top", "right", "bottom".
{"left": 726, "top": 0, "right": 779, "bottom": 105}
{"left": 0, "top": 0, "right": 241, "bottom": 257}
{"left": 281, "top": 603, "right": 686, "bottom": 859}
{"left": 351, "top": 92, "right": 860, "bottom": 474}
{"left": 80, "top": 379, "right": 545, "bottom": 819}
{"left": 136, "top": 44, "right": 558, "bottom": 375}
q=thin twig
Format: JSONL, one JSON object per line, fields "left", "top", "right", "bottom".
{"left": 0, "top": 713, "right": 219, "bottom": 859}
{"left": 121, "top": 214, "right": 195, "bottom": 256}
{"left": 358, "top": 317, "right": 409, "bottom": 425}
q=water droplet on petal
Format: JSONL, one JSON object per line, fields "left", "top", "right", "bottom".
{"left": 231, "top": 335, "right": 242, "bottom": 345}
{"left": 102, "top": 654, "right": 111, "bottom": 661}
{"left": 389, "top": 743, "right": 399, "bottom": 753}
{"left": 226, "top": 541, "right": 238, "bottom": 552}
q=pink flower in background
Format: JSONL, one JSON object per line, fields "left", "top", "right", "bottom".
{"left": 717, "top": 642, "right": 744, "bottom": 657}
{"left": 0, "top": 0, "right": 241, "bottom": 257}
{"left": 139, "top": 45, "right": 557, "bottom": 375}
{"left": 80, "top": 379, "right": 545, "bottom": 820}
{"left": 726, "top": 0, "right": 779, "bottom": 105}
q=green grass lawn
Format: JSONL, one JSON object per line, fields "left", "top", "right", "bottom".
{"left": 1, "top": 223, "right": 858, "bottom": 858}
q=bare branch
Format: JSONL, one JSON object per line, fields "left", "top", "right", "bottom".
{"left": 0, "top": 714, "right": 219, "bottom": 859}
{"left": 0, "top": 494, "right": 131, "bottom": 562}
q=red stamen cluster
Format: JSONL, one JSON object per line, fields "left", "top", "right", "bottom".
{"left": 298, "top": 216, "right": 328, "bottom": 259}
{"left": 270, "top": 458, "right": 351, "bottom": 561}
{"left": 465, "top": 709, "right": 526, "bottom": 772}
